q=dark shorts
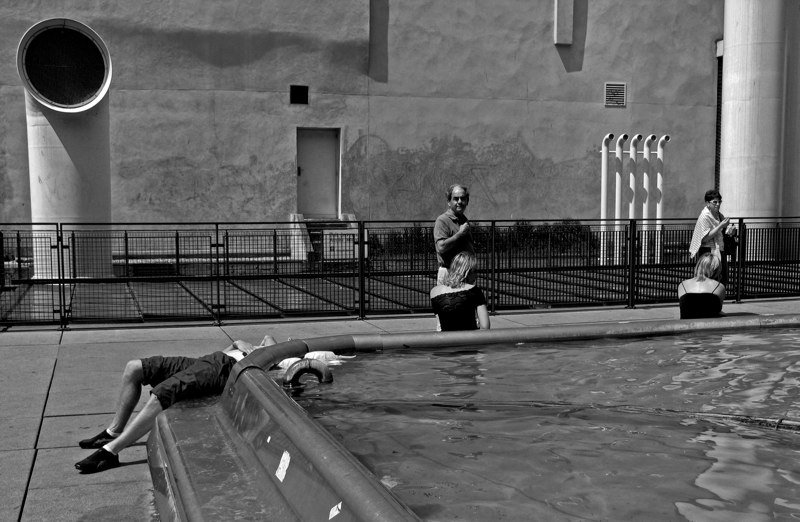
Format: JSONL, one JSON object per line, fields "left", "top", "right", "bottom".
{"left": 142, "top": 351, "right": 236, "bottom": 409}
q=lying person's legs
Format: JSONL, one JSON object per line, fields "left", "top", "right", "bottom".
{"left": 78, "top": 359, "right": 146, "bottom": 449}
{"left": 75, "top": 394, "right": 165, "bottom": 473}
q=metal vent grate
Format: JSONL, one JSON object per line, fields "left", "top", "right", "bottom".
{"left": 604, "top": 82, "right": 627, "bottom": 108}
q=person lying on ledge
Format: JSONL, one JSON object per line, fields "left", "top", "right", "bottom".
{"left": 430, "top": 251, "right": 490, "bottom": 331}
{"left": 678, "top": 252, "right": 725, "bottom": 319}
{"left": 74, "top": 334, "right": 278, "bottom": 473}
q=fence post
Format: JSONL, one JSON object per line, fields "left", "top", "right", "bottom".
{"left": 16, "top": 231, "right": 22, "bottom": 279}
{"left": 736, "top": 219, "right": 746, "bottom": 303}
{"left": 0, "top": 231, "right": 4, "bottom": 289}
{"left": 70, "top": 231, "right": 77, "bottom": 279}
{"left": 223, "top": 230, "right": 231, "bottom": 277}
{"left": 123, "top": 231, "right": 130, "bottom": 277}
{"left": 213, "top": 224, "right": 221, "bottom": 325}
{"left": 357, "top": 221, "right": 366, "bottom": 319}
{"left": 410, "top": 227, "right": 415, "bottom": 273}
{"left": 490, "top": 221, "right": 497, "bottom": 314}
{"left": 58, "top": 225, "right": 68, "bottom": 329}
{"left": 626, "top": 219, "right": 637, "bottom": 308}
{"left": 175, "top": 231, "right": 181, "bottom": 276}
{"left": 272, "top": 228, "right": 278, "bottom": 274}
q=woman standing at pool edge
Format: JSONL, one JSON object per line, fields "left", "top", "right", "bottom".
{"left": 689, "top": 189, "right": 735, "bottom": 285}
{"left": 430, "top": 252, "right": 490, "bottom": 331}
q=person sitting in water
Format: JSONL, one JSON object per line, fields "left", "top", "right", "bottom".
{"left": 678, "top": 252, "right": 725, "bottom": 319}
{"left": 430, "top": 251, "right": 490, "bottom": 331}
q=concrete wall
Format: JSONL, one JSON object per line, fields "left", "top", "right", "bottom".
{"left": 0, "top": 0, "right": 724, "bottom": 223}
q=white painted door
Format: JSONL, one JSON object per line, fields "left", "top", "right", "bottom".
{"left": 296, "top": 128, "right": 339, "bottom": 219}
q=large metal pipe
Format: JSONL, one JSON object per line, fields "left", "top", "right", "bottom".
{"left": 655, "top": 135, "right": 670, "bottom": 263}
{"left": 614, "top": 134, "right": 629, "bottom": 223}
{"left": 17, "top": 19, "right": 113, "bottom": 278}
{"left": 600, "top": 133, "right": 614, "bottom": 265}
{"left": 600, "top": 133, "right": 615, "bottom": 222}
{"left": 656, "top": 135, "right": 670, "bottom": 223}
{"left": 641, "top": 134, "right": 657, "bottom": 221}
{"left": 614, "top": 134, "right": 628, "bottom": 264}
{"left": 640, "top": 134, "right": 657, "bottom": 262}
{"left": 627, "top": 134, "right": 643, "bottom": 219}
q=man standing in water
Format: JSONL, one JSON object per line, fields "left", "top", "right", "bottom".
{"left": 433, "top": 183, "right": 475, "bottom": 284}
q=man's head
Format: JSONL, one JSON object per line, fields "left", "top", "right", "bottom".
{"left": 447, "top": 184, "right": 469, "bottom": 217}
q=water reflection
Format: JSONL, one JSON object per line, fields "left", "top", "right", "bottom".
{"left": 429, "top": 349, "right": 488, "bottom": 399}
{"left": 677, "top": 428, "right": 800, "bottom": 520}
{"left": 670, "top": 332, "right": 800, "bottom": 418}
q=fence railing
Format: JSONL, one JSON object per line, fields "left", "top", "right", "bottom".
{"left": 2, "top": 218, "right": 799, "bottom": 326}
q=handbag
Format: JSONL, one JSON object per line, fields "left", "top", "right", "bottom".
{"left": 720, "top": 212, "right": 737, "bottom": 255}
{"left": 723, "top": 233, "right": 737, "bottom": 253}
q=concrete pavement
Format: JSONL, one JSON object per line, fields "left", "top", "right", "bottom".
{"left": 3, "top": 298, "right": 800, "bottom": 521}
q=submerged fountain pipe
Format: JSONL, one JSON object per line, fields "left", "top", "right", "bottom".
{"left": 17, "top": 19, "right": 113, "bottom": 278}
{"left": 627, "top": 134, "right": 643, "bottom": 219}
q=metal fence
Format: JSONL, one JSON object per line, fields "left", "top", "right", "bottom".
{"left": 2, "top": 218, "right": 799, "bottom": 327}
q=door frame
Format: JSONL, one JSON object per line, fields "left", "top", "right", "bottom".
{"left": 296, "top": 127, "right": 342, "bottom": 220}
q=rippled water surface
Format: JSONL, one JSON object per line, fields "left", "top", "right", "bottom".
{"left": 301, "top": 329, "right": 800, "bottom": 521}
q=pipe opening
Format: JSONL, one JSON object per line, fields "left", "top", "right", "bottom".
{"left": 17, "top": 19, "right": 111, "bottom": 112}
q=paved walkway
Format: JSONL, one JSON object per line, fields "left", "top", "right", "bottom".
{"left": 2, "top": 298, "right": 800, "bottom": 521}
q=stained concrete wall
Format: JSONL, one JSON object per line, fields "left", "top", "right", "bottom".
{"left": 0, "top": 0, "right": 723, "bottom": 223}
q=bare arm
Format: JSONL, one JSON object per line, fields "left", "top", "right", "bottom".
{"left": 702, "top": 217, "right": 730, "bottom": 241}
{"left": 714, "top": 283, "right": 726, "bottom": 301}
{"left": 476, "top": 304, "right": 490, "bottom": 329}
{"left": 435, "top": 222, "right": 471, "bottom": 255}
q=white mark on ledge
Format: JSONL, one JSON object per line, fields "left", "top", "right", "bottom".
{"left": 276, "top": 450, "right": 290, "bottom": 482}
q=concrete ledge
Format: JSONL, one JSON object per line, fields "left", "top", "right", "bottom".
{"left": 148, "top": 313, "right": 800, "bottom": 520}
{"left": 148, "top": 340, "right": 419, "bottom": 522}
{"left": 294, "top": 313, "right": 800, "bottom": 352}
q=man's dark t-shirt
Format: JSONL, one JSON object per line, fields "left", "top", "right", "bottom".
{"left": 433, "top": 209, "right": 475, "bottom": 268}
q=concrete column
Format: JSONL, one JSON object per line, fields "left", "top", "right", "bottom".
{"left": 719, "top": 0, "right": 786, "bottom": 218}
{"left": 782, "top": 5, "right": 800, "bottom": 217}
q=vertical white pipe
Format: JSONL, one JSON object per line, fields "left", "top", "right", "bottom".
{"left": 599, "top": 133, "right": 614, "bottom": 265}
{"left": 614, "top": 134, "right": 629, "bottom": 264}
{"left": 600, "top": 133, "right": 615, "bottom": 222}
{"left": 627, "top": 134, "right": 642, "bottom": 220}
{"left": 655, "top": 135, "right": 670, "bottom": 263}
{"left": 641, "top": 134, "right": 657, "bottom": 263}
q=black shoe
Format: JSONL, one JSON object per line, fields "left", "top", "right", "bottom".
{"left": 75, "top": 449, "right": 120, "bottom": 473}
{"left": 79, "top": 429, "right": 116, "bottom": 449}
